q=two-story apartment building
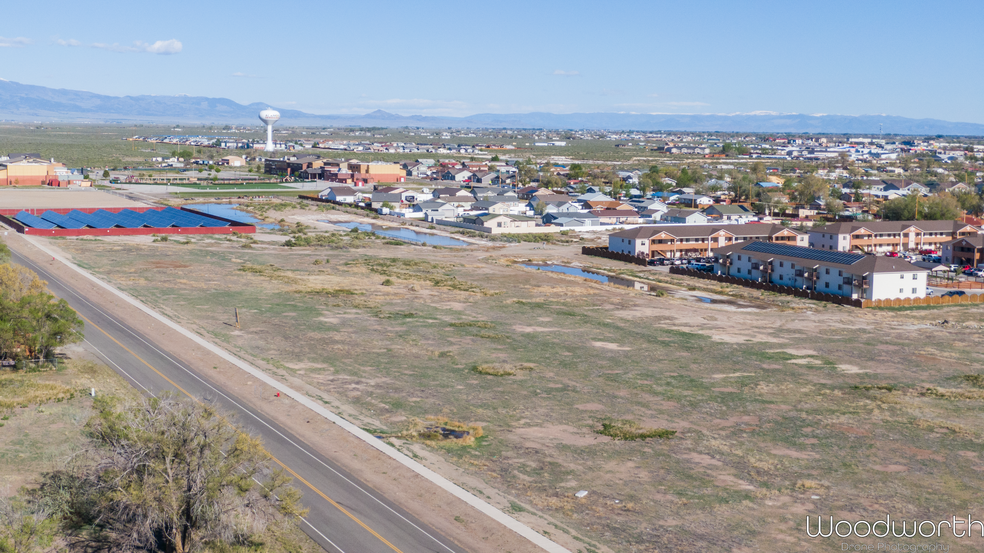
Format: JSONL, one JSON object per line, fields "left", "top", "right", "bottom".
{"left": 712, "top": 241, "right": 928, "bottom": 300}
{"left": 941, "top": 235, "right": 984, "bottom": 267}
{"left": 608, "top": 224, "right": 807, "bottom": 259}
{"left": 808, "top": 221, "right": 980, "bottom": 253}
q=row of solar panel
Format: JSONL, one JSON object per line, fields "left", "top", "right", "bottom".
{"left": 13, "top": 208, "right": 232, "bottom": 230}
{"left": 743, "top": 241, "right": 867, "bottom": 265}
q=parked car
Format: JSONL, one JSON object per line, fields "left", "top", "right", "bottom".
{"left": 926, "top": 289, "right": 936, "bottom": 296}
{"left": 948, "top": 264, "right": 961, "bottom": 272}
{"left": 919, "top": 248, "right": 939, "bottom": 255}
{"left": 943, "top": 290, "right": 967, "bottom": 297}
{"left": 971, "top": 269, "right": 984, "bottom": 278}
{"left": 885, "top": 251, "right": 899, "bottom": 257}
{"left": 648, "top": 257, "right": 668, "bottom": 266}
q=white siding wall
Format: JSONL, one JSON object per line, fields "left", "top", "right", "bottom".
{"left": 608, "top": 236, "right": 647, "bottom": 256}
{"left": 714, "top": 253, "right": 927, "bottom": 300}
{"left": 869, "top": 272, "right": 927, "bottom": 301}
{"left": 809, "top": 231, "right": 849, "bottom": 251}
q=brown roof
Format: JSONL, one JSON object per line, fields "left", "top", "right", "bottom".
{"left": 945, "top": 235, "right": 984, "bottom": 248}
{"left": 610, "top": 223, "right": 802, "bottom": 240}
{"left": 818, "top": 220, "right": 979, "bottom": 236}
{"left": 714, "top": 242, "right": 928, "bottom": 274}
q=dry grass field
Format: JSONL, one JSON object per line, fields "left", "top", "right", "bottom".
{"left": 49, "top": 207, "right": 984, "bottom": 552}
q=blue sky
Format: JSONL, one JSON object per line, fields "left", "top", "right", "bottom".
{"left": 3, "top": 0, "right": 983, "bottom": 123}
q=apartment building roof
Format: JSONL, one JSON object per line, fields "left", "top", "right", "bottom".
{"left": 715, "top": 241, "right": 928, "bottom": 274}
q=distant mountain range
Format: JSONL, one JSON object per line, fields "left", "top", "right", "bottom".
{"left": 2, "top": 80, "right": 982, "bottom": 136}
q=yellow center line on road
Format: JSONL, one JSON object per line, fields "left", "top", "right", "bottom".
{"left": 78, "top": 312, "right": 406, "bottom": 553}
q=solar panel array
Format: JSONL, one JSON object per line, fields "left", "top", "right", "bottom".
{"left": 14, "top": 212, "right": 56, "bottom": 229}
{"left": 13, "top": 208, "right": 233, "bottom": 230}
{"left": 742, "top": 241, "right": 866, "bottom": 266}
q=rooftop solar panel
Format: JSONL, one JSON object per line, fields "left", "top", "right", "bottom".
{"left": 40, "top": 211, "right": 87, "bottom": 229}
{"left": 15, "top": 211, "right": 57, "bottom": 229}
{"left": 742, "top": 241, "right": 866, "bottom": 266}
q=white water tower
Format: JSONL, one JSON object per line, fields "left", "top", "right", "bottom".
{"left": 258, "top": 108, "right": 280, "bottom": 151}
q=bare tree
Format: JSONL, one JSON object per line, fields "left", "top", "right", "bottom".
{"left": 41, "top": 394, "right": 306, "bottom": 553}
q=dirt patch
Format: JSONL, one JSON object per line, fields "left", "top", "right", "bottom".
{"left": 589, "top": 341, "right": 631, "bottom": 350}
{"left": 871, "top": 464, "right": 909, "bottom": 473}
{"left": 141, "top": 260, "right": 192, "bottom": 269}
{"left": 769, "top": 447, "right": 818, "bottom": 459}
{"left": 512, "top": 325, "right": 561, "bottom": 333}
{"left": 509, "top": 424, "right": 612, "bottom": 447}
{"left": 574, "top": 403, "right": 606, "bottom": 411}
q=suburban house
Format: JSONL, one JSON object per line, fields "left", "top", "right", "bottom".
{"left": 403, "top": 162, "right": 430, "bottom": 178}
{"left": 461, "top": 213, "right": 537, "bottom": 230}
{"left": 373, "top": 186, "right": 417, "bottom": 203}
{"left": 318, "top": 186, "right": 360, "bottom": 203}
{"left": 941, "top": 235, "right": 984, "bottom": 267}
{"left": 608, "top": 223, "right": 807, "bottom": 259}
{"left": 662, "top": 145, "right": 711, "bottom": 155}
{"left": 472, "top": 186, "right": 517, "bottom": 199}
{"left": 532, "top": 199, "right": 582, "bottom": 214}
{"left": 370, "top": 192, "right": 410, "bottom": 210}
{"left": 432, "top": 187, "right": 472, "bottom": 199}
{"left": 442, "top": 169, "right": 473, "bottom": 182}
{"left": 712, "top": 242, "right": 928, "bottom": 301}
{"left": 672, "top": 194, "right": 714, "bottom": 207}
{"left": 470, "top": 171, "right": 498, "bottom": 185}
{"left": 704, "top": 204, "right": 754, "bottom": 222}
{"left": 663, "top": 208, "right": 709, "bottom": 225}
{"left": 542, "top": 212, "right": 600, "bottom": 226}
{"left": 413, "top": 201, "right": 457, "bottom": 220}
{"left": 576, "top": 192, "right": 615, "bottom": 203}
{"left": 471, "top": 200, "right": 514, "bottom": 215}
{"left": 590, "top": 209, "right": 639, "bottom": 224}
{"left": 584, "top": 200, "right": 634, "bottom": 211}
{"left": 516, "top": 185, "right": 541, "bottom": 200}
{"left": 808, "top": 221, "right": 981, "bottom": 253}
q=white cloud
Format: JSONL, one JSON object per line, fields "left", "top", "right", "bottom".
{"left": 62, "top": 38, "right": 182, "bottom": 54}
{"left": 141, "top": 39, "right": 182, "bottom": 54}
{"left": 552, "top": 69, "right": 580, "bottom": 76}
{"left": 0, "top": 37, "right": 31, "bottom": 48}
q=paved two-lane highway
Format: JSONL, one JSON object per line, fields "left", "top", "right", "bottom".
{"left": 11, "top": 248, "right": 465, "bottom": 553}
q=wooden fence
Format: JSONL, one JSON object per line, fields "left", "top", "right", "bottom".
{"left": 581, "top": 246, "right": 648, "bottom": 266}
{"left": 669, "top": 267, "right": 984, "bottom": 308}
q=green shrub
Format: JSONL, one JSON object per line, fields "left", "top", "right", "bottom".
{"left": 595, "top": 419, "right": 676, "bottom": 441}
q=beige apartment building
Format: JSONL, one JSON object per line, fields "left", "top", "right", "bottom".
{"left": 808, "top": 221, "right": 980, "bottom": 253}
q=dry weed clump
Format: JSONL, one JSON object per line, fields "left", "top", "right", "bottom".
{"left": 298, "top": 287, "right": 360, "bottom": 297}
{"left": 449, "top": 321, "right": 495, "bottom": 329}
{"left": 913, "top": 419, "right": 974, "bottom": 435}
{"left": 956, "top": 374, "right": 984, "bottom": 388}
{"left": 396, "top": 416, "right": 484, "bottom": 445}
{"left": 922, "top": 387, "right": 984, "bottom": 400}
{"left": 473, "top": 363, "right": 536, "bottom": 377}
{"left": 795, "top": 480, "right": 826, "bottom": 491}
{"left": 595, "top": 418, "right": 676, "bottom": 441}
{"left": 237, "top": 264, "right": 301, "bottom": 285}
